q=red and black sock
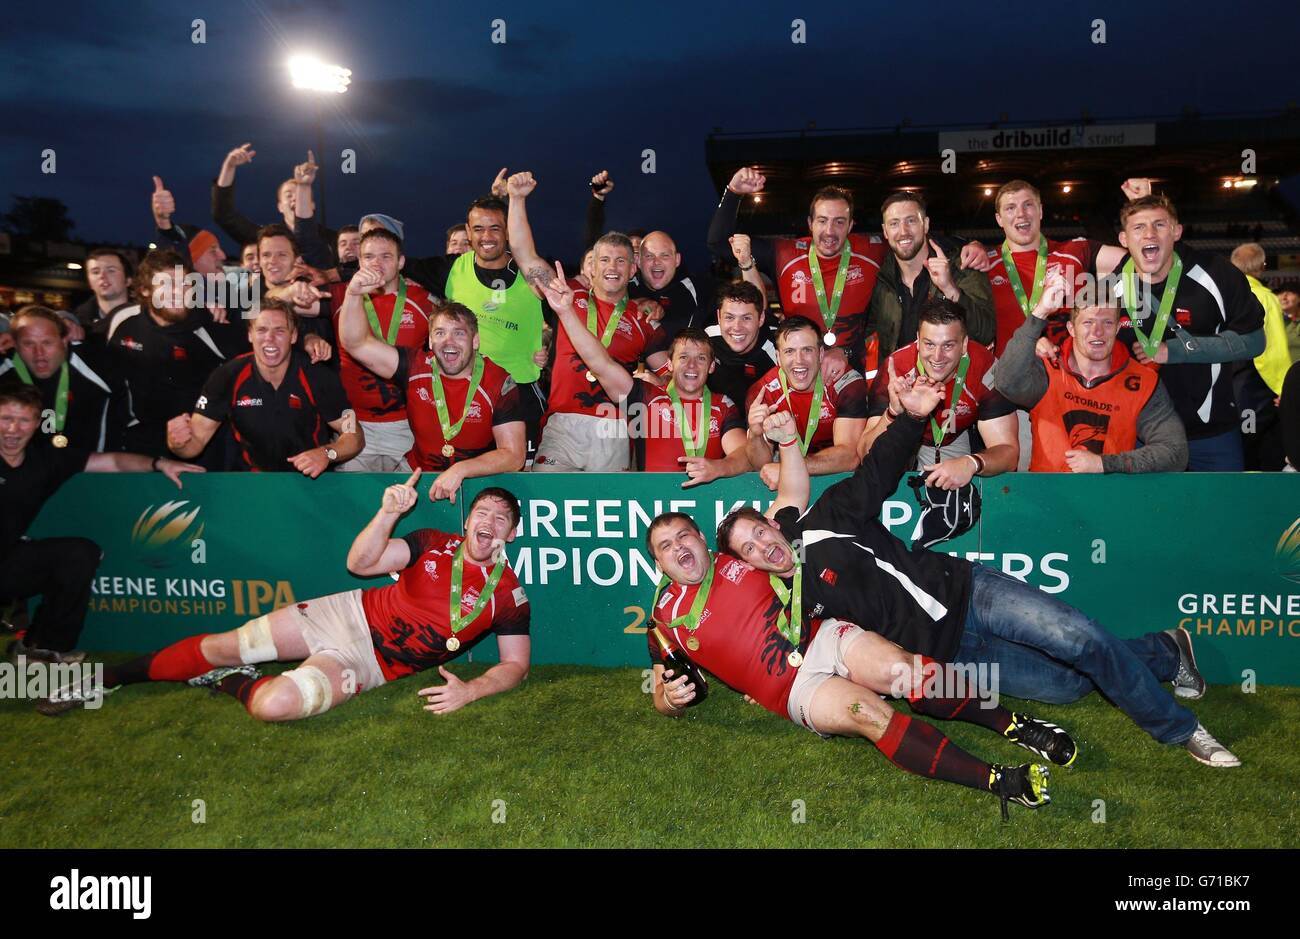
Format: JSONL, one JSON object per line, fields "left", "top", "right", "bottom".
{"left": 904, "top": 655, "right": 1013, "bottom": 734}
{"left": 874, "top": 712, "right": 993, "bottom": 793}
{"left": 102, "top": 634, "right": 214, "bottom": 687}
{"left": 218, "top": 673, "right": 271, "bottom": 711}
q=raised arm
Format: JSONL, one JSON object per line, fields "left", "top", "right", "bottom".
{"left": 337, "top": 267, "right": 400, "bottom": 379}
{"left": 538, "top": 261, "right": 633, "bottom": 402}
{"left": 505, "top": 172, "right": 547, "bottom": 296}
{"left": 346, "top": 470, "right": 420, "bottom": 577}
{"left": 211, "top": 143, "right": 261, "bottom": 246}
{"left": 996, "top": 270, "right": 1065, "bottom": 408}
{"left": 766, "top": 410, "right": 809, "bottom": 519}
{"left": 584, "top": 170, "right": 613, "bottom": 249}
{"left": 707, "top": 167, "right": 773, "bottom": 272}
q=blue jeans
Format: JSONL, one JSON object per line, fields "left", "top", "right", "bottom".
{"left": 1187, "top": 428, "right": 1244, "bottom": 471}
{"left": 954, "top": 565, "right": 1198, "bottom": 745}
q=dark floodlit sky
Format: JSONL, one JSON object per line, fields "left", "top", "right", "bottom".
{"left": 3, "top": 0, "right": 1297, "bottom": 268}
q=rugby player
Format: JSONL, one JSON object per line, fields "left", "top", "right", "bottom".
{"left": 327, "top": 228, "right": 432, "bottom": 472}
{"left": 745, "top": 317, "right": 868, "bottom": 489}
{"left": 539, "top": 263, "right": 748, "bottom": 485}
{"left": 55, "top": 478, "right": 530, "bottom": 721}
{"left": 717, "top": 367, "right": 1240, "bottom": 767}
{"left": 860, "top": 299, "right": 1019, "bottom": 489}
{"left": 166, "top": 300, "right": 362, "bottom": 474}
{"left": 508, "top": 173, "right": 666, "bottom": 471}
{"left": 1092, "top": 194, "right": 1266, "bottom": 470}
{"left": 338, "top": 265, "right": 525, "bottom": 501}
{"left": 0, "top": 306, "right": 129, "bottom": 451}
{"left": 997, "top": 270, "right": 1188, "bottom": 472}
{"left": 708, "top": 167, "right": 885, "bottom": 377}
{"left": 647, "top": 501, "right": 1058, "bottom": 817}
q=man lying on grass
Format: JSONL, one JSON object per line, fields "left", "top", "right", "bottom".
{"left": 717, "top": 359, "right": 1238, "bottom": 767}
{"left": 646, "top": 486, "right": 1063, "bottom": 819}
{"left": 49, "top": 476, "right": 530, "bottom": 721}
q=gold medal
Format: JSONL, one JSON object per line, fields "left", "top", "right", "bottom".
{"left": 51, "top": 434, "right": 68, "bottom": 448}
{"left": 445, "top": 635, "right": 461, "bottom": 652}
{"left": 686, "top": 636, "right": 700, "bottom": 651}
{"left": 441, "top": 443, "right": 455, "bottom": 459}
{"left": 787, "top": 651, "right": 803, "bottom": 668}
{"left": 584, "top": 370, "right": 596, "bottom": 383}
{"left": 823, "top": 333, "right": 836, "bottom": 347}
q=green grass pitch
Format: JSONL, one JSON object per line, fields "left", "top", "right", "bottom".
{"left": 3, "top": 662, "right": 1297, "bottom": 848}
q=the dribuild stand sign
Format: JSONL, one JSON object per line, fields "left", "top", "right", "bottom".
{"left": 29, "top": 472, "right": 1300, "bottom": 686}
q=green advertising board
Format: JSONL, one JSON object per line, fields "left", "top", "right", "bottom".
{"left": 26, "top": 470, "right": 1300, "bottom": 686}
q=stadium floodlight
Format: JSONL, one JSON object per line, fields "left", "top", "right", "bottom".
{"left": 288, "top": 56, "right": 351, "bottom": 94}
{"left": 1062, "top": 184, "right": 1072, "bottom": 194}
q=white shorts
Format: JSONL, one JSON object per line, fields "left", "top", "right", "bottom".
{"left": 786, "top": 619, "right": 866, "bottom": 736}
{"left": 293, "top": 590, "right": 387, "bottom": 694}
{"left": 337, "top": 419, "right": 415, "bottom": 473}
{"left": 532, "top": 412, "right": 629, "bottom": 472}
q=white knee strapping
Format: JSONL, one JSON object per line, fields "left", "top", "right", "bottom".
{"left": 236, "top": 615, "right": 277, "bottom": 665}
{"left": 282, "top": 666, "right": 332, "bottom": 718}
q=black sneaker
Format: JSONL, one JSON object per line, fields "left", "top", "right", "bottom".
{"left": 8, "top": 638, "right": 86, "bottom": 665}
{"left": 187, "top": 665, "right": 260, "bottom": 693}
{"left": 1005, "top": 712, "right": 1078, "bottom": 767}
{"left": 990, "top": 763, "right": 1051, "bottom": 821}
{"left": 1165, "top": 627, "right": 1205, "bottom": 700}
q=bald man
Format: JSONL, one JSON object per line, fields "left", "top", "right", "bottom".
{"left": 634, "top": 230, "right": 716, "bottom": 362}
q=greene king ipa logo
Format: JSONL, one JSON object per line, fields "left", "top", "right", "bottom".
{"left": 1276, "top": 518, "right": 1300, "bottom": 585}
{"left": 130, "top": 500, "right": 205, "bottom": 569}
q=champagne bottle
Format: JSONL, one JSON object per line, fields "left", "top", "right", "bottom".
{"left": 651, "top": 626, "right": 707, "bottom": 707}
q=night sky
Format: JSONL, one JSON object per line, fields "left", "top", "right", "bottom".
{"left": 3, "top": 0, "right": 1297, "bottom": 270}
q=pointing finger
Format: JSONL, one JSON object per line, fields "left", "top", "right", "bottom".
{"left": 404, "top": 467, "right": 423, "bottom": 488}
{"left": 928, "top": 239, "right": 946, "bottom": 259}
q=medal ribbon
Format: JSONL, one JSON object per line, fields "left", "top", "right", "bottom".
{"left": 1122, "top": 253, "right": 1183, "bottom": 360}
{"left": 431, "top": 352, "right": 485, "bottom": 447}
{"left": 651, "top": 562, "right": 716, "bottom": 633}
{"left": 586, "top": 295, "right": 628, "bottom": 348}
{"left": 776, "top": 368, "right": 824, "bottom": 456}
{"left": 1000, "top": 236, "right": 1047, "bottom": 317}
{"left": 13, "top": 357, "right": 68, "bottom": 433}
{"left": 807, "top": 241, "right": 851, "bottom": 332}
{"left": 449, "top": 541, "right": 506, "bottom": 636}
{"left": 362, "top": 276, "right": 407, "bottom": 345}
{"left": 914, "top": 353, "right": 970, "bottom": 450}
{"left": 667, "top": 381, "right": 711, "bottom": 458}
{"left": 768, "top": 561, "right": 803, "bottom": 649}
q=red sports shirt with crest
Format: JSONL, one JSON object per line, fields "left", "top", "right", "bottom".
{"left": 624, "top": 378, "right": 744, "bottom": 471}
{"left": 745, "top": 366, "right": 869, "bottom": 455}
{"left": 773, "top": 233, "right": 885, "bottom": 367}
{"left": 984, "top": 238, "right": 1095, "bottom": 356}
{"left": 648, "top": 554, "right": 819, "bottom": 717}
{"left": 869, "top": 339, "right": 1015, "bottom": 449}
{"left": 363, "top": 528, "right": 530, "bottom": 681}
{"left": 548, "top": 291, "right": 662, "bottom": 419}
{"left": 393, "top": 349, "right": 521, "bottom": 471}
{"left": 330, "top": 281, "right": 431, "bottom": 422}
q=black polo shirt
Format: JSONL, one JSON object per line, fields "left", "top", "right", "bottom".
{"left": 106, "top": 305, "right": 229, "bottom": 456}
{"left": 634, "top": 270, "right": 715, "bottom": 339}
{"left": 0, "top": 347, "right": 128, "bottom": 451}
{"left": 0, "top": 440, "right": 91, "bottom": 559}
{"left": 194, "top": 348, "right": 350, "bottom": 471}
